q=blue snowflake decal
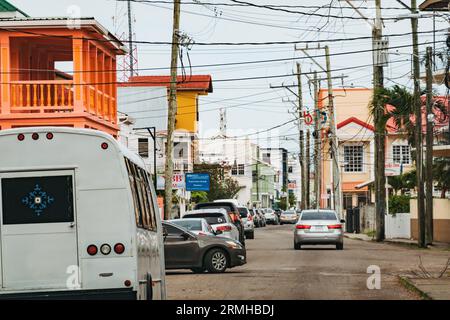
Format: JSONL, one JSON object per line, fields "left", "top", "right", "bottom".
{"left": 21, "top": 184, "right": 55, "bottom": 216}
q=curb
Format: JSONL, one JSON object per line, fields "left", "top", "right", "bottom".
{"left": 398, "top": 276, "right": 432, "bottom": 300}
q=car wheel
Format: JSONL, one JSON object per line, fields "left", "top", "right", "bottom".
{"left": 205, "top": 249, "right": 228, "bottom": 273}
{"left": 336, "top": 243, "right": 344, "bottom": 250}
{"left": 191, "top": 268, "right": 205, "bottom": 273}
{"left": 246, "top": 231, "right": 254, "bottom": 239}
{"left": 294, "top": 242, "right": 301, "bottom": 250}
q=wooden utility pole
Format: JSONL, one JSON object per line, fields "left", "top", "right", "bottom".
{"left": 312, "top": 72, "right": 321, "bottom": 209}
{"left": 164, "top": 0, "right": 181, "bottom": 220}
{"left": 411, "top": 0, "right": 426, "bottom": 248}
{"left": 324, "top": 45, "right": 342, "bottom": 218}
{"left": 296, "top": 63, "right": 306, "bottom": 210}
{"left": 306, "top": 129, "right": 311, "bottom": 208}
{"left": 425, "top": 46, "right": 434, "bottom": 245}
{"left": 373, "top": 0, "right": 386, "bottom": 242}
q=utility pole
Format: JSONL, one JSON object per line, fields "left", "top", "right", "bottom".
{"left": 411, "top": 0, "right": 426, "bottom": 248}
{"left": 127, "top": 0, "right": 135, "bottom": 77}
{"left": 306, "top": 129, "right": 311, "bottom": 208}
{"left": 425, "top": 46, "right": 434, "bottom": 245}
{"left": 164, "top": 0, "right": 181, "bottom": 220}
{"left": 312, "top": 72, "right": 321, "bottom": 209}
{"left": 372, "top": 0, "right": 386, "bottom": 242}
{"left": 296, "top": 63, "right": 306, "bottom": 210}
{"left": 324, "top": 45, "right": 342, "bottom": 218}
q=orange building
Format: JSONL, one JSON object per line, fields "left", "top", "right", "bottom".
{"left": 0, "top": 15, "right": 125, "bottom": 137}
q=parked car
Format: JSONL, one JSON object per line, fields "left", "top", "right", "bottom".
{"left": 279, "top": 210, "right": 299, "bottom": 224}
{"left": 249, "top": 208, "right": 261, "bottom": 228}
{"left": 263, "top": 208, "right": 279, "bottom": 225}
{"left": 183, "top": 209, "right": 240, "bottom": 242}
{"left": 168, "top": 218, "right": 216, "bottom": 237}
{"left": 194, "top": 201, "right": 246, "bottom": 246}
{"left": 294, "top": 209, "right": 345, "bottom": 250}
{"left": 162, "top": 221, "right": 246, "bottom": 273}
{"left": 238, "top": 207, "right": 255, "bottom": 239}
{"left": 256, "top": 208, "right": 267, "bottom": 227}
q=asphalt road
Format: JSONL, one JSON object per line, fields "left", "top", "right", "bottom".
{"left": 166, "top": 224, "right": 450, "bottom": 300}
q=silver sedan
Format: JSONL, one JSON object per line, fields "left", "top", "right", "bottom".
{"left": 294, "top": 210, "right": 345, "bottom": 250}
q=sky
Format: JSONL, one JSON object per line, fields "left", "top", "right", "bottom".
{"left": 11, "top": 0, "right": 449, "bottom": 154}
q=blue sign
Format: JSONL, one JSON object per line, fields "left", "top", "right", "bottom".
{"left": 185, "top": 173, "right": 210, "bottom": 191}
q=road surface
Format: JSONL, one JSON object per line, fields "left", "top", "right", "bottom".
{"left": 166, "top": 224, "right": 449, "bottom": 299}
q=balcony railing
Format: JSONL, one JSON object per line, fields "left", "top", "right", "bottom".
{"left": 10, "top": 80, "right": 74, "bottom": 113}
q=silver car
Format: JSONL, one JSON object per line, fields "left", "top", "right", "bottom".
{"left": 167, "top": 218, "right": 216, "bottom": 237}
{"left": 238, "top": 207, "right": 255, "bottom": 239}
{"left": 183, "top": 209, "right": 240, "bottom": 242}
{"left": 294, "top": 210, "right": 345, "bottom": 250}
{"left": 280, "top": 210, "right": 298, "bottom": 224}
{"left": 263, "top": 208, "right": 279, "bottom": 225}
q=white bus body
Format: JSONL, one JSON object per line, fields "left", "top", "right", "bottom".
{"left": 0, "top": 127, "right": 166, "bottom": 299}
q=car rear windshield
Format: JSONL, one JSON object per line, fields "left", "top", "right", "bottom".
{"left": 238, "top": 207, "right": 248, "bottom": 217}
{"left": 183, "top": 213, "right": 227, "bottom": 225}
{"left": 195, "top": 203, "right": 234, "bottom": 212}
{"left": 301, "top": 211, "right": 337, "bottom": 220}
{"left": 284, "top": 211, "right": 296, "bottom": 215}
{"left": 171, "top": 219, "right": 202, "bottom": 231}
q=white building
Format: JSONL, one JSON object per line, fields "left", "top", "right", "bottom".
{"left": 287, "top": 153, "right": 302, "bottom": 209}
{"left": 260, "top": 148, "right": 288, "bottom": 201}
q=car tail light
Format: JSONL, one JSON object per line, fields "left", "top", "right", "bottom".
{"left": 247, "top": 214, "right": 253, "bottom": 221}
{"left": 216, "top": 225, "right": 232, "bottom": 232}
{"left": 46, "top": 132, "right": 54, "bottom": 140}
{"left": 32, "top": 133, "right": 39, "bottom": 140}
{"left": 17, "top": 134, "right": 25, "bottom": 141}
{"left": 87, "top": 245, "right": 98, "bottom": 256}
{"left": 328, "top": 224, "right": 342, "bottom": 229}
{"left": 296, "top": 224, "right": 311, "bottom": 229}
{"left": 114, "top": 243, "right": 125, "bottom": 254}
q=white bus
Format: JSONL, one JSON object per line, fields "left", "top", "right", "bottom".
{"left": 0, "top": 127, "right": 166, "bottom": 299}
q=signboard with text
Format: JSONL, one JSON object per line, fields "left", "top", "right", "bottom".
{"left": 157, "top": 173, "right": 185, "bottom": 190}
{"left": 185, "top": 173, "right": 210, "bottom": 191}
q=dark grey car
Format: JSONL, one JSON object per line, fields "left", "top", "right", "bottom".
{"left": 162, "top": 221, "right": 247, "bottom": 273}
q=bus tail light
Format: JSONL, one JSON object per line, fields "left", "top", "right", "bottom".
{"left": 87, "top": 245, "right": 98, "bottom": 256}
{"left": 100, "top": 244, "right": 111, "bottom": 255}
{"left": 18, "top": 134, "right": 25, "bottom": 141}
{"left": 32, "top": 133, "right": 39, "bottom": 140}
{"left": 114, "top": 243, "right": 125, "bottom": 254}
{"left": 124, "top": 280, "right": 131, "bottom": 287}
{"left": 101, "top": 142, "right": 109, "bottom": 150}
{"left": 296, "top": 224, "right": 311, "bottom": 229}
{"left": 46, "top": 132, "right": 54, "bottom": 140}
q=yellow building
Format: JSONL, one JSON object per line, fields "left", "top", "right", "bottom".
{"left": 121, "top": 75, "right": 213, "bottom": 133}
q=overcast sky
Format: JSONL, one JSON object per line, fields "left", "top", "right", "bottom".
{"left": 12, "top": 0, "right": 448, "bottom": 153}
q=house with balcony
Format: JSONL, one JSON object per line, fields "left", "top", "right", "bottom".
{"left": 0, "top": 6, "right": 125, "bottom": 137}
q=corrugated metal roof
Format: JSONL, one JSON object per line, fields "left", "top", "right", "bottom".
{"left": 0, "top": 0, "right": 29, "bottom": 17}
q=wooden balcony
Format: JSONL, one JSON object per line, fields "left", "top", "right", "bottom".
{"left": 10, "top": 80, "right": 74, "bottom": 113}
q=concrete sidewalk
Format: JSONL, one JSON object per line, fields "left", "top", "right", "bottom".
{"left": 344, "top": 233, "right": 450, "bottom": 250}
{"left": 399, "top": 276, "right": 450, "bottom": 300}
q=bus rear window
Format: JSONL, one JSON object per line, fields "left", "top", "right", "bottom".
{"left": 1, "top": 176, "right": 74, "bottom": 225}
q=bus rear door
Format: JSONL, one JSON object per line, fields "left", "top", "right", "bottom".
{"left": 0, "top": 170, "right": 79, "bottom": 290}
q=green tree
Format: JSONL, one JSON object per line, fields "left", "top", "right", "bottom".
{"left": 193, "top": 163, "right": 243, "bottom": 201}
{"left": 288, "top": 191, "right": 296, "bottom": 208}
{"left": 389, "top": 195, "right": 411, "bottom": 214}
{"left": 432, "top": 157, "right": 450, "bottom": 198}
{"left": 191, "top": 191, "right": 208, "bottom": 204}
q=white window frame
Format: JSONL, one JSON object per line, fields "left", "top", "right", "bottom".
{"left": 343, "top": 143, "right": 364, "bottom": 173}
{"left": 392, "top": 144, "right": 411, "bottom": 165}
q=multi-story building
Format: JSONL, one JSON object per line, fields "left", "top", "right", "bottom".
{"left": 260, "top": 148, "right": 288, "bottom": 201}
{"left": 287, "top": 154, "right": 302, "bottom": 209}
{"left": 0, "top": 4, "right": 125, "bottom": 136}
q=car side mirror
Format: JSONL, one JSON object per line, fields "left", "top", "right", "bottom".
{"left": 182, "top": 232, "right": 191, "bottom": 240}
{"left": 340, "top": 219, "right": 345, "bottom": 223}
{"left": 162, "top": 227, "right": 168, "bottom": 241}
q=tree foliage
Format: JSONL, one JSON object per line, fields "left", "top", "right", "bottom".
{"left": 389, "top": 195, "right": 411, "bottom": 215}
{"left": 193, "top": 163, "right": 243, "bottom": 202}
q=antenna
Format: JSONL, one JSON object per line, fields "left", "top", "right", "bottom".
{"left": 113, "top": 0, "right": 139, "bottom": 82}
